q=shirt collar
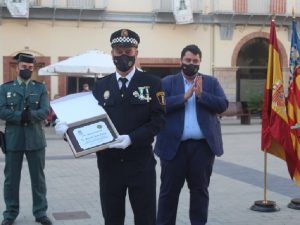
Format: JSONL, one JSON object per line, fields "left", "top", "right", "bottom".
{"left": 17, "top": 77, "right": 31, "bottom": 86}
{"left": 116, "top": 67, "right": 136, "bottom": 83}
{"left": 181, "top": 72, "right": 195, "bottom": 85}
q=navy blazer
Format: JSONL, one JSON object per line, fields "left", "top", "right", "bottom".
{"left": 154, "top": 72, "right": 228, "bottom": 160}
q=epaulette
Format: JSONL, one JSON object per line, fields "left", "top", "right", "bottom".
{"left": 2, "top": 81, "right": 14, "bottom": 85}
{"left": 32, "top": 80, "right": 43, "bottom": 84}
{"left": 101, "top": 74, "right": 113, "bottom": 81}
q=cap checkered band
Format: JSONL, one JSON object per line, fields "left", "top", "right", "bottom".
{"left": 111, "top": 37, "right": 138, "bottom": 46}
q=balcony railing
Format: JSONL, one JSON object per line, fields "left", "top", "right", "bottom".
{"left": 67, "top": 0, "right": 94, "bottom": 8}
{"left": 29, "top": 0, "right": 107, "bottom": 9}
{"left": 154, "top": 0, "right": 203, "bottom": 13}
{"left": 247, "top": 0, "right": 270, "bottom": 14}
{"left": 0, "top": 0, "right": 297, "bottom": 25}
{"left": 214, "top": 0, "right": 287, "bottom": 15}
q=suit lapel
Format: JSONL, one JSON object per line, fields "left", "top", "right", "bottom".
{"left": 106, "top": 73, "right": 121, "bottom": 102}
{"left": 198, "top": 74, "right": 207, "bottom": 92}
{"left": 173, "top": 73, "right": 185, "bottom": 95}
{"left": 12, "top": 80, "right": 25, "bottom": 97}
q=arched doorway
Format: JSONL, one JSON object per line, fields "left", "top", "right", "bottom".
{"left": 232, "top": 31, "right": 288, "bottom": 103}
{"left": 236, "top": 37, "right": 269, "bottom": 102}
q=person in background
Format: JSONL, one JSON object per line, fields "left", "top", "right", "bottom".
{"left": 45, "top": 94, "right": 59, "bottom": 127}
{"left": 0, "top": 53, "right": 52, "bottom": 225}
{"left": 154, "top": 44, "right": 228, "bottom": 225}
{"left": 82, "top": 83, "right": 90, "bottom": 92}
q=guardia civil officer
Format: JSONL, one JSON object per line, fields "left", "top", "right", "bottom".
{"left": 0, "top": 53, "right": 52, "bottom": 225}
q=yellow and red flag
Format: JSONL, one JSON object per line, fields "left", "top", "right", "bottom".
{"left": 261, "top": 20, "right": 300, "bottom": 184}
{"left": 287, "top": 20, "right": 300, "bottom": 185}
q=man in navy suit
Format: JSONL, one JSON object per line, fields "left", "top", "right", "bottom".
{"left": 154, "top": 44, "right": 228, "bottom": 225}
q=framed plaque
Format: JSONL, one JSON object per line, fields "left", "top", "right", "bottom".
{"left": 65, "top": 114, "right": 119, "bottom": 158}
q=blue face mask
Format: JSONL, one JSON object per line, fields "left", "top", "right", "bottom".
{"left": 113, "top": 55, "right": 135, "bottom": 72}
{"left": 19, "top": 69, "right": 32, "bottom": 80}
{"left": 181, "top": 63, "right": 199, "bottom": 77}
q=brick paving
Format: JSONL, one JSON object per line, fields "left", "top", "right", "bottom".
{"left": 0, "top": 118, "right": 299, "bottom": 225}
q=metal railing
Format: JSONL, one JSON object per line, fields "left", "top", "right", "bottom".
{"left": 213, "top": 0, "right": 287, "bottom": 15}
{"left": 295, "top": 0, "right": 300, "bottom": 15}
{"left": 154, "top": 0, "right": 203, "bottom": 13}
{"left": 248, "top": 0, "right": 270, "bottom": 14}
{"left": 213, "top": 0, "right": 234, "bottom": 13}
{"left": 67, "top": 0, "right": 94, "bottom": 9}
{"left": 28, "top": 0, "right": 107, "bottom": 9}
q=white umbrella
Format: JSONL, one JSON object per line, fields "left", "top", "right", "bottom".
{"left": 38, "top": 50, "right": 115, "bottom": 76}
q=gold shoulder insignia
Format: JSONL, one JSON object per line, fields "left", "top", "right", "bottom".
{"left": 156, "top": 91, "right": 166, "bottom": 106}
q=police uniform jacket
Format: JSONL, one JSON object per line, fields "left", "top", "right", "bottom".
{"left": 0, "top": 80, "right": 49, "bottom": 151}
{"left": 92, "top": 70, "right": 165, "bottom": 161}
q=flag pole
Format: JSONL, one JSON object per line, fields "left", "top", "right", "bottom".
{"left": 264, "top": 149, "right": 267, "bottom": 202}
{"left": 288, "top": 125, "right": 300, "bottom": 210}
{"left": 287, "top": 7, "right": 300, "bottom": 210}
{"left": 250, "top": 149, "right": 280, "bottom": 212}
{"left": 251, "top": 16, "right": 280, "bottom": 212}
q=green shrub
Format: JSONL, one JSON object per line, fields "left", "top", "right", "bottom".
{"left": 247, "top": 92, "right": 264, "bottom": 115}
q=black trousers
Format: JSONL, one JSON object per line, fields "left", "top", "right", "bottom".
{"left": 157, "top": 139, "right": 215, "bottom": 225}
{"left": 97, "top": 152, "right": 156, "bottom": 225}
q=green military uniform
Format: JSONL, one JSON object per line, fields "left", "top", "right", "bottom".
{"left": 0, "top": 79, "right": 49, "bottom": 221}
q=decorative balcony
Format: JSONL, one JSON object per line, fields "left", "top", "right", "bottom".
{"left": 214, "top": 0, "right": 288, "bottom": 15}
{"left": 0, "top": 0, "right": 108, "bottom": 22}
{"left": 29, "top": 0, "right": 105, "bottom": 9}
{"left": 0, "top": 0, "right": 298, "bottom": 28}
{"left": 153, "top": 0, "right": 203, "bottom": 13}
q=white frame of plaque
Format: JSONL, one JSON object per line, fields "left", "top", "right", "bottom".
{"left": 65, "top": 114, "right": 119, "bottom": 158}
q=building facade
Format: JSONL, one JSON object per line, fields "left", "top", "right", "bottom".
{"left": 0, "top": 0, "right": 298, "bottom": 101}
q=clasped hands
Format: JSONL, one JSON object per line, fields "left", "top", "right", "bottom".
{"left": 54, "top": 120, "right": 131, "bottom": 149}
{"left": 184, "top": 75, "right": 203, "bottom": 101}
{"left": 21, "top": 107, "right": 31, "bottom": 125}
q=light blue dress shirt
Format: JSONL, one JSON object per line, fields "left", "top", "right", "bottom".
{"left": 181, "top": 75, "right": 204, "bottom": 141}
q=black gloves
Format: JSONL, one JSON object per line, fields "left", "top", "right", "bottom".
{"left": 21, "top": 107, "right": 32, "bottom": 126}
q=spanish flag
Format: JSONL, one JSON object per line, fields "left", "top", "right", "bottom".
{"left": 261, "top": 20, "right": 300, "bottom": 184}
{"left": 287, "top": 20, "right": 300, "bottom": 185}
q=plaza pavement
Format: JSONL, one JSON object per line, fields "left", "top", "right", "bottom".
{"left": 0, "top": 118, "right": 299, "bottom": 225}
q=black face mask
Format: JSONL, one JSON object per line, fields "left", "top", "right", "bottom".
{"left": 181, "top": 63, "right": 199, "bottom": 77}
{"left": 113, "top": 55, "right": 135, "bottom": 72}
{"left": 19, "top": 69, "right": 32, "bottom": 80}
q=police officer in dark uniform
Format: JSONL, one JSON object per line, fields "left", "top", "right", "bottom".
{"left": 92, "top": 29, "right": 165, "bottom": 225}
{"left": 0, "top": 53, "right": 52, "bottom": 225}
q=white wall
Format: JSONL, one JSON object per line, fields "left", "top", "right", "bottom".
{"left": 0, "top": 19, "right": 214, "bottom": 94}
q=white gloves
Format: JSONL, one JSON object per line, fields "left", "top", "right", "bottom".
{"left": 108, "top": 135, "right": 132, "bottom": 149}
{"left": 54, "top": 120, "right": 69, "bottom": 137}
